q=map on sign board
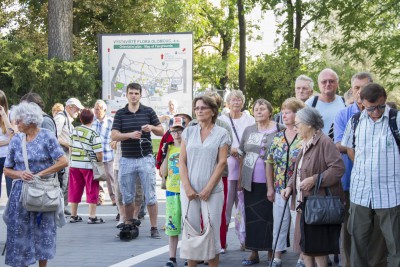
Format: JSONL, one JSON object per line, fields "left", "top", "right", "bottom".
{"left": 99, "top": 33, "right": 193, "bottom": 119}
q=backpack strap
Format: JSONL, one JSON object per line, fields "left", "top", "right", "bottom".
{"left": 388, "top": 109, "right": 400, "bottom": 153}
{"left": 351, "top": 112, "right": 362, "bottom": 149}
{"left": 311, "top": 95, "right": 319, "bottom": 108}
{"left": 43, "top": 113, "right": 58, "bottom": 138}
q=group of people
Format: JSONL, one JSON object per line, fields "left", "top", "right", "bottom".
{"left": 0, "top": 66, "right": 399, "bottom": 267}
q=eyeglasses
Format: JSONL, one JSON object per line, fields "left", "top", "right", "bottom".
{"left": 320, "top": 79, "right": 337, "bottom": 85}
{"left": 294, "top": 122, "right": 302, "bottom": 129}
{"left": 194, "top": 106, "right": 211, "bottom": 111}
{"left": 364, "top": 104, "right": 386, "bottom": 112}
{"left": 230, "top": 98, "right": 243, "bottom": 103}
{"left": 170, "top": 130, "right": 183, "bottom": 134}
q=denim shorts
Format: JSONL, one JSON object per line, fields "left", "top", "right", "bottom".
{"left": 118, "top": 155, "right": 157, "bottom": 205}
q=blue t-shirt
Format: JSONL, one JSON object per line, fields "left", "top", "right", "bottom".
{"left": 333, "top": 102, "right": 361, "bottom": 191}
{"left": 305, "top": 95, "right": 346, "bottom": 136}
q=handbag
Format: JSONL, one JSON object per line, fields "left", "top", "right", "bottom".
{"left": 304, "top": 174, "right": 344, "bottom": 225}
{"left": 75, "top": 130, "right": 107, "bottom": 182}
{"left": 235, "top": 190, "right": 246, "bottom": 245}
{"left": 21, "top": 134, "right": 61, "bottom": 212}
{"left": 180, "top": 200, "right": 216, "bottom": 261}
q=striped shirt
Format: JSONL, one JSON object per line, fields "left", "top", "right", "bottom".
{"left": 112, "top": 104, "right": 161, "bottom": 158}
{"left": 91, "top": 115, "right": 114, "bottom": 162}
{"left": 70, "top": 125, "right": 103, "bottom": 169}
{"left": 341, "top": 107, "right": 400, "bottom": 209}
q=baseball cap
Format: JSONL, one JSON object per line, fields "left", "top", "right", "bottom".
{"left": 169, "top": 117, "right": 186, "bottom": 129}
{"left": 175, "top": 108, "right": 192, "bottom": 121}
{"left": 65, "top": 98, "right": 84, "bottom": 109}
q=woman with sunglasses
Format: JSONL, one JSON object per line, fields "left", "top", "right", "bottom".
{"left": 238, "top": 99, "right": 285, "bottom": 266}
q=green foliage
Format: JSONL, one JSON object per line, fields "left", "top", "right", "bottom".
{"left": 0, "top": 39, "right": 100, "bottom": 112}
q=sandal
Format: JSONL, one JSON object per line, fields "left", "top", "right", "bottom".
{"left": 87, "top": 217, "right": 105, "bottom": 224}
{"left": 70, "top": 216, "right": 83, "bottom": 223}
{"left": 241, "top": 257, "right": 260, "bottom": 266}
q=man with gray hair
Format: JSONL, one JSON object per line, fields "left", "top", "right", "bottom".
{"left": 305, "top": 68, "right": 346, "bottom": 139}
{"left": 92, "top": 100, "right": 116, "bottom": 206}
{"left": 334, "top": 72, "right": 387, "bottom": 267}
{"left": 295, "top": 75, "right": 314, "bottom": 102}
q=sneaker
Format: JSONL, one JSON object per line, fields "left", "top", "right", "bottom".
{"left": 220, "top": 248, "right": 226, "bottom": 254}
{"left": 150, "top": 227, "right": 161, "bottom": 239}
{"left": 164, "top": 260, "right": 177, "bottom": 267}
{"left": 271, "top": 260, "right": 282, "bottom": 267}
{"left": 116, "top": 221, "right": 124, "bottom": 228}
{"left": 295, "top": 260, "right": 306, "bottom": 267}
{"left": 328, "top": 257, "right": 333, "bottom": 266}
{"left": 120, "top": 224, "right": 139, "bottom": 241}
{"left": 64, "top": 208, "right": 71, "bottom": 216}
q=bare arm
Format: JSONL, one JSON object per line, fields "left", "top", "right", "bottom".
{"left": 111, "top": 129, "right": 141, "bottom": 142}
{"left": 266, "top": 163, "right": 275, "bottom": 202}
{"left": 336, "top": 142, "right": 348, "bottom": 154}
{"left": 179, "top": 140, "right": 197, "bottom": 200}
{"left": 199, "top": 144, "right": 228, "bottom": 201}
{"left": 347, "top": 147, "right": 355, "bottom": 162}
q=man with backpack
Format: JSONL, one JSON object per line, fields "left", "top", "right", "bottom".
{"left": 54, "top": 97, "right": 85, "bottom": 215}
{"left": 341, "top": 83, "right": 400, "bottom": 267}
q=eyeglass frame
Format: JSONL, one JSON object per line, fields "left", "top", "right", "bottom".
{"left": 364, "top": 104, "right": 386, "bottom": 113}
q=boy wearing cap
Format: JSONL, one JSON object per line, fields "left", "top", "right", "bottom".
{"left": 160, "top": 117, "right": 186, "bottom": 267}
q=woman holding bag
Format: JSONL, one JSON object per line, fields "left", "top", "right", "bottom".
{"left": 179, "top": 95, "right": 231, "bottom": 267}
{"left": 281, "top": 107, "right": 344, "bottom": 267}
{"left": 4, "top": 102, "right": 68, "bottom": 267}
{"left": 69, "top": 108, "right": 104, "bottom": 224}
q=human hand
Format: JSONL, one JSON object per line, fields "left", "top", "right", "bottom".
{"left": 131, "top": 131, "right": 142, "bottom": 139}
{"left": 231, "top": 147, "right": 239, "bottom": 158}
{"left": 110, "top": 141, "right": 118, "bottom": 150}
{"left": 281, "top": 187, "right": 292, "bottom": 200}
{"left": 300, "top": 176, "right": 315, "bottom": 192}
{"left": 21, "top": 170, "right": 34, "bottom": 181}
{"left": 185, "top": 187, "right": 198, "bottom": 201}
{"left": 267, "top": 187, "right": 275, "bottom": 202}
{"left": 141, "top": 124, "right": 152, "bottom": 133}
{"left": 199, "top": 187, "right": 212, "bottom": 201}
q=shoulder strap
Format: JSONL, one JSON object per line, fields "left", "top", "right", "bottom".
{"left": 21, "top": 134, "right": 30, "bottom": 172}
{"left": 43, "top": 113, "right": 58, "bottom": 137}
{"left": 228, "top": 114, "right": 240, "bottom": 143}
{"left": 388, "top": 109, "right": 400, "bottom": 153}
{"left": 341, "top": 96, "right": 346, "bottom": 105}
{"left": 351, "top": 112, "right": 362, "bottom": 149}
{"left": 311, "top": 96, "right": 319, "bottom": 108}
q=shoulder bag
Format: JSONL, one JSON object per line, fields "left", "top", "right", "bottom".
{"left": 75, "top": 130, "right": 107, "bottom": 182}
{"left": 180, "top": 200, "right": 216, "bottom": 261}
{"left": 21, "top": 134, "right": 61, "bottom": 212}
{"left": 304, "top": 174, "right": 344, "bottom": 225}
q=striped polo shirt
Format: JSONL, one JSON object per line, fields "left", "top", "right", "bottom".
{"left": 70, "top": 125, "right": 103, "bottom": 169}
{"left": 341, "top": 107, "right": 400, "bottom": 209}
{"left": 112, "top": 103, "right": 161, "bottom": 158}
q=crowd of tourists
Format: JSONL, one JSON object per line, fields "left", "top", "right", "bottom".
{"left": 0, "top": 68, "right": 399, "bottom": 267}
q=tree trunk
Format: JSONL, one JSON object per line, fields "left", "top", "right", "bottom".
{"left": 286, "top": 0, "right": 294, "bottom": 48}
{"left": 237, "top": 0, "right": 246, "bottom": 95}
{"left": 48, "top": 0, "right": 73, "bottom": 61}
{"left": 294, "top": 0, "right": 302, "bottom": 50}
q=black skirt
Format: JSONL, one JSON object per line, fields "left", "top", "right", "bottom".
{"left": 244, "top": 182, "right": 273, "bottom": 251}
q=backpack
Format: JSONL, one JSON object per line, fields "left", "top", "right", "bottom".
{"left": 351, "top": 108, "right": 400, "bottom": 154}
{"left": 311, "top": 95, "right": 346, "bottom": 140}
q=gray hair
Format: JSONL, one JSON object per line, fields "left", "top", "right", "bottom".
{"left": 95, "top": 99, "right": 107, "bottom": 110}
{"left": 296, "top": 107, "right": 324, "bottom": 130}
{"left": 11, "top": 102, "right": 43, "bottom": 126}
{"left": 318, "top": 68, "right": 339, "bottom": 83}
{"left": 351, "top": 72, "right": 373, "bottom": 85}
{"left": 226, "top": 89, "right": 245, "bottom": 103}
{"left": 295, "top": 75, "right": 314, "bottom": 90}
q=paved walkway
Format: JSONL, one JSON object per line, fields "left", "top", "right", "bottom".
{"left": 0, "top": 175, "right": 340, "bottom": 267}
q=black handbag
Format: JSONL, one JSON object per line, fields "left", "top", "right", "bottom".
{"left": 304, "top": 174, "right": 344, "bottom": 225}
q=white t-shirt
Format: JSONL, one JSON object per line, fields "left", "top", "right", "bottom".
{"left": 305, "top": 95, "right": 346, "bottom": 136}
{"left": 219, "top": 112, "right": 255, "bottom": 148}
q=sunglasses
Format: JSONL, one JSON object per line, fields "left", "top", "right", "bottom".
{"left": 365, "top": 104, "right": 386, "bottom": 112}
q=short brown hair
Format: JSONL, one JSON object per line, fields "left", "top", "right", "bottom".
{"left": 79, "top": 108, "right": 94, "bottom": 125}
{"left": 204, "top": 91, "right": 223, "bottom": 108}
{"left": 281, "top": 97, "right": 305, "bottom": 113}
{"left": 252, "top": 98, "right": 273, "bottom": 119}
{"left": 193, "top": 95, "right": 219, "bottom": 123}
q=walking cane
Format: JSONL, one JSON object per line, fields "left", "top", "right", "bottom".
{"left": 269, "top": 198, "right": 289, "bottom": 267}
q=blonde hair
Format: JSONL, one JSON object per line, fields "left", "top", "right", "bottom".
{"left": 0, "top": 90, "right": 9, "bottom": 134}
{"left": 52, "top": 103, "right": 64, "bottom": 117}
{"left": 281, "top": 97, "right": 305, "bottom": 113}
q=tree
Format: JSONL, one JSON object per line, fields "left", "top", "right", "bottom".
{"left": 237, "top": 0, "right": 246, "bottom": 93}
{"left": 48, "top": 0, "right": 73, "bottom": 60}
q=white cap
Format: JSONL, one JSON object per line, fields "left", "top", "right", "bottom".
{"left": 65, "top": 98, "right": 84, "bottom": 109}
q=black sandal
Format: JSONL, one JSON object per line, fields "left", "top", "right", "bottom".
{"left": 87, "top": 217, "right": 105, "bottom": 224}
{"left": 70, "top": 216, "right": 83, "bottom": 223}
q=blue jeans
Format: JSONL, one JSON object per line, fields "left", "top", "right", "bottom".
{"left": 118, "top": 155, "right": 157, "bottom": 206}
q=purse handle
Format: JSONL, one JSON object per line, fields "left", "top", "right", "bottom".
{"left": 185, "top": 197, "right": 211, "bottom": 221}
{"left": 21, "top": 134, "right": 31, "bottom": 173}
{"left": 313, "top": 174, "right": 332, "bottom": 196}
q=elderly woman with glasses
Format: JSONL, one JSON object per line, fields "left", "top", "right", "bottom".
{"left": 281, "top": 107, "right": 344, "bottom": 267}
{"left": 238, "top": 99, "right": 285, "bottom": 266}
{"left": 4, "top": 102, "right": 68, "bottom": 267}
{"left": 179, "top": 95, "right": 231, "bottom": 267}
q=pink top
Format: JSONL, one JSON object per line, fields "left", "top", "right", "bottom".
{"left": 252, "top": 128, "right": 276, "bottom": 183}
